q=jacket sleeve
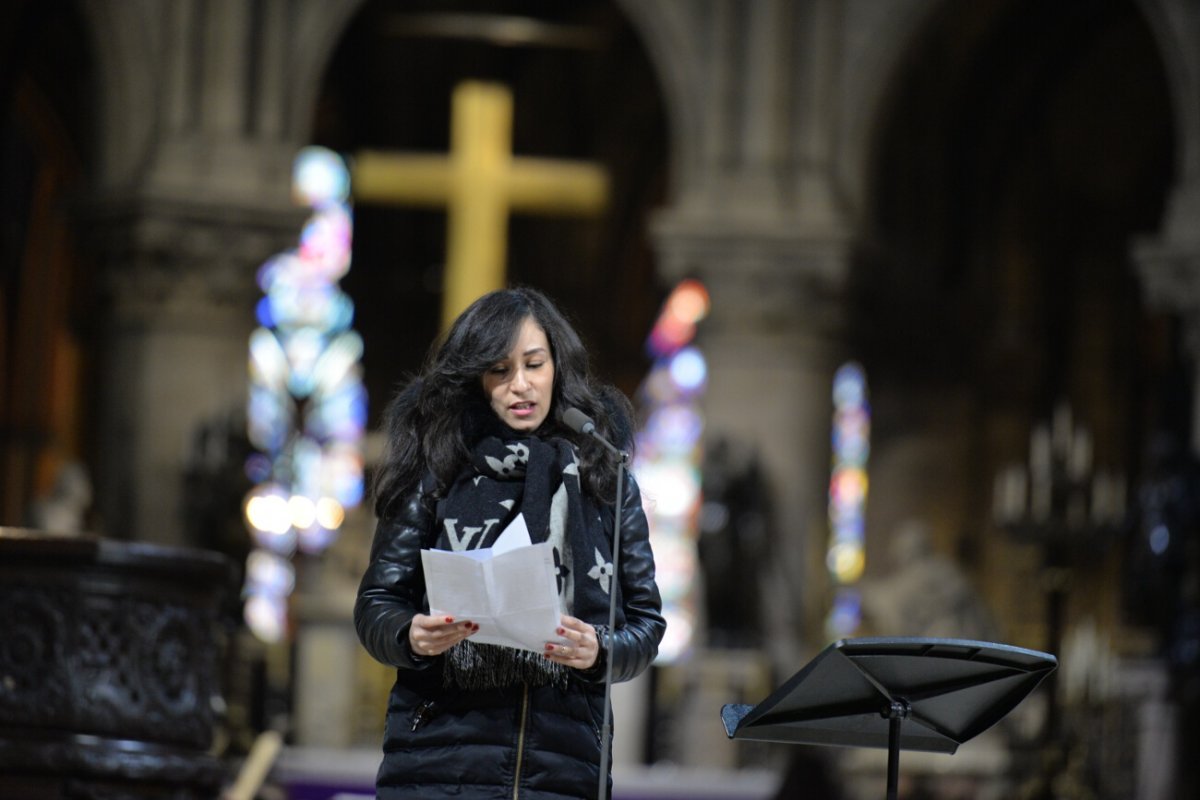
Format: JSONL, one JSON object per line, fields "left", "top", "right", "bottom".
{"left": 585, "top": 473, "right": 666, "bottom": 684}
{"left": 354, "top": 483, "right": 435, "bottom": 670}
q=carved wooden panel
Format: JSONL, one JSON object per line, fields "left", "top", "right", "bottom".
{"left": 0, "top": 530, "right": 235, "bottom": 798}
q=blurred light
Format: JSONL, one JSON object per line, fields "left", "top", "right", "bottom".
{"left": 668, "top": 347, "right": 707, "bottom": 393}
{"left": 1150, "top": 524, "right": 1170, "bottom": 555}
{"left": 255, "top": 296, "right": 275, "bottom": 328}
{"left": 826, "top": 361, "right": 869, "bottom": 637}
{"left": 316, "top": 497, "right": 346, "bottom": 530}
{"left": 293, "top": 146, "right": 350, "bottom": 206}
{"left": 247, "top": 389, "right": 291, "bottom": 452}
{"left": 299, "top": 525, "right": 337, "bottom": 554}
{"left": 633, "top": 278, "right": 710, "bottom": 665}
{"left": 299, "top": 207, "right": 353, "bottom": 281}
{"left": 243, "top": 145, "right": 363, "bottom": 644}
{"left": 827, "top": 542, "right": 866, "bottom": 584}
{"left": 827, "top": 588, "right": 862, "bottom": 639}
{"left": 289, "top": 494, "right": 317, "bottom": 530}
{"left": 284, "top": 327, "right": 327, "bottom": 397}
{"left": 636, "top": 461, "right": 700, "bottom": 518}
{"left": 645, "top": 405, "right": 704, "bottom": 454}
{"left": 246, "top": 549, "right": 296, "bottom": 595}
{"left": 830, "top": 513, "right": 865, "bottom": 542}
{"left": 311, "top": 332, "right": 364, "bottom": 389}
{"left": 647, "top": 316, "right": 695, "bottom": 358}
{"left": 665, "top": 279, "right": 710, "bottom": 325}
{"left": 245, "top": 487, "right": 292, "bottom": 535}
{"left": 833, "top": 362, "right": 867, "bottom": 408}
{"left": 830, "top": 468, "right": 869, "bottom": 512}
{"left": 656, "top": 614, "right": 694, "bottom": 663}
{"left": 249, "top": 328, "right": 291, "bottom": 392}
{"left": 641, "top": 366, "right": 677, "bottom": 405}
{"left": 244, "top": 593, "right": 288, "bottom": 644}
{"left": 257, "top": 252, "right": 301, "bottom": 294}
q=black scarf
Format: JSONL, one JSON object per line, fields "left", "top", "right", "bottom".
{"left": 434, "top": 429, "right": 621, "bottom": 690}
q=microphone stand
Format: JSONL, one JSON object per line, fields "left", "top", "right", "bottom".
{"left": 590, "top": 438, "right": 629, "bottom": 800}
{"left": 561, "top": 407, "right": 631, "bottom": 800}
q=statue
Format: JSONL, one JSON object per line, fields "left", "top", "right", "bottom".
{"left": 26, "top": 460, "right": 93, "bottom": 535}
{"left": 861, "top": 519, "right": 999, "bottom": 641}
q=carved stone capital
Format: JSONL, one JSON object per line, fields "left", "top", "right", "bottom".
{"left": 652, "top": 210, "right": 853, "bottom": 345}
{"left": 1133, "top": 233, "right": 1200, "bottom": 358}
{"left": 84, "top": 194, "right": 305, "bottom": 329}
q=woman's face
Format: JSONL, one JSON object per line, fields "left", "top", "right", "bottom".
{"left": 481, "top": 316, "right": 555, "bottom": 432}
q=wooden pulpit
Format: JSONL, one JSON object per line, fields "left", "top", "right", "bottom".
{"left": 0, "top": 528, "right": 236, "bottom": 799}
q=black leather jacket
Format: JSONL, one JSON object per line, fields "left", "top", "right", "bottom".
{"left": 355, "top": 470, "right": 665, "bottom": 799}
{"left": 355, "top": 470, "right": 665, "bottom": 683}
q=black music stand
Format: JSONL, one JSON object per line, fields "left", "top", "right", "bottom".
{"left": 721, "top": 637, "right": 1056, "bottom": 800}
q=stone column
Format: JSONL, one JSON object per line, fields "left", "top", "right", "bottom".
{"left": 88, "top": 201, "right": 301, "bottom": 544}
{"left": 1135, "top": 184, "right": 1200, "bottom": 449}
{"left": 654, "top": 215, "right": 852, "bottom": 677}
{"left": 79, "top": 0, "right": 310, "bottom": 543}
{"left": 643, "top": 0, "right": 857, "bottom": 675}
{"left": 1130, "top": 8, "right": 1200, "bottom": 797}
{"left": 1135, "top": 0, "right": 1200, "bottom": 445}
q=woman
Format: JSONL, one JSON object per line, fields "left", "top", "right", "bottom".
{"left": 355, "top": 287, "right": 665, "bottom": 799}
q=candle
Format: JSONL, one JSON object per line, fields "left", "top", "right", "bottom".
{"left": 1031, "top": 425, "right": 1052, "bottom": 478}
{"left": 993, "top": 464, "right": 1027, "bottom": 524}
{"left": 1053, "top": 402, "right": 1072, "bottom": 459}
{"left": 1070, "top": 428, "right": 1092, "bottom": 481}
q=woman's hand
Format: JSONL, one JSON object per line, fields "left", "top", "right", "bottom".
{"left": 409, "top": 614, "right": 478, "bottom": 657}
{"left": 544, "top": 614, "right": 599, "bottom": 670}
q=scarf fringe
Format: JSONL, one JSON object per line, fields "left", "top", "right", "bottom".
{"left": 443, "top": 640, "right": 570, "bottom": 691}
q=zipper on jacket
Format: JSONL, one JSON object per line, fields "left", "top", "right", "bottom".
{"left": 511, "top": 683, "right": 531, "bottom": 799}
{"left": 410, "top": 700, "right": 437, "bottom": 731}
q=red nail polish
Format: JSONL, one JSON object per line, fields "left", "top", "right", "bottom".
{"left": 556, "top": 628, "right": 565, "bottom": 636}
{"left": 545, "top": 644, "right": 555, "bottom": 651}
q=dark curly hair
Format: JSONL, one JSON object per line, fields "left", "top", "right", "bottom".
{"left": 373, "top": 287, "right": 634, "bottom": 518}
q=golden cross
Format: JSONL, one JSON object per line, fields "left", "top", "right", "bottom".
{"left": 351, "top": 81, "right": 609, "bottom": 327}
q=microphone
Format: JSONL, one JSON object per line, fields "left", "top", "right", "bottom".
{"left": 563, "top": 406, "right": 627, "bottom": 800}
{"left": 563, "top": 407, "right": 630, "bottom": 464}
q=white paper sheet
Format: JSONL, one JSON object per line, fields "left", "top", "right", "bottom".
{"left": 420, "top": 513, "right": 565, "bottom": 653}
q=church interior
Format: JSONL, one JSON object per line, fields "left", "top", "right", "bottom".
{"left": 2, "top": 0, "right": 1199, "bottom": 798}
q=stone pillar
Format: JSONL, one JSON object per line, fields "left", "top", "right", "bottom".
{"left": 643, "top": 0, "right": 857, "bottom": 674}
{"left": 1135, "top": 0, "right": 1200, "bottom": 444}
{"left": 1130, "top": 7, "right": 1200, "bottom": 796}
{"left": 654, "top": 215, "right": 853, "bottom": 677}
{"left": 1135, "top": 187, "right": 1200, "bottom": 448}
{"left": 88, "top": 201, "right": 300, "bottom": 545}
{"left": 78, "top": 0, "right": 311, "bottom": 544}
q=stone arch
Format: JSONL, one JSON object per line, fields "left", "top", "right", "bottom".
{"left": 1138, "top": 0, "right": 1200, "bottom": 180}
{"left": 286, "top": 0, "right": 689, "bottom": 201}
{"left": 1133, "top": 0, "right": 1200, "bottom": 230}
{"left": 286, "top": 0, "right": 372, "bottom": 143}
{"left": 611, "top": 0, "right": 701, "bottom": 204}
{"left": 76, "top": 0, "right": 159, "bottom": 186}
{"left": 837, "top": 0, "right": 950, "bottom": 216}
